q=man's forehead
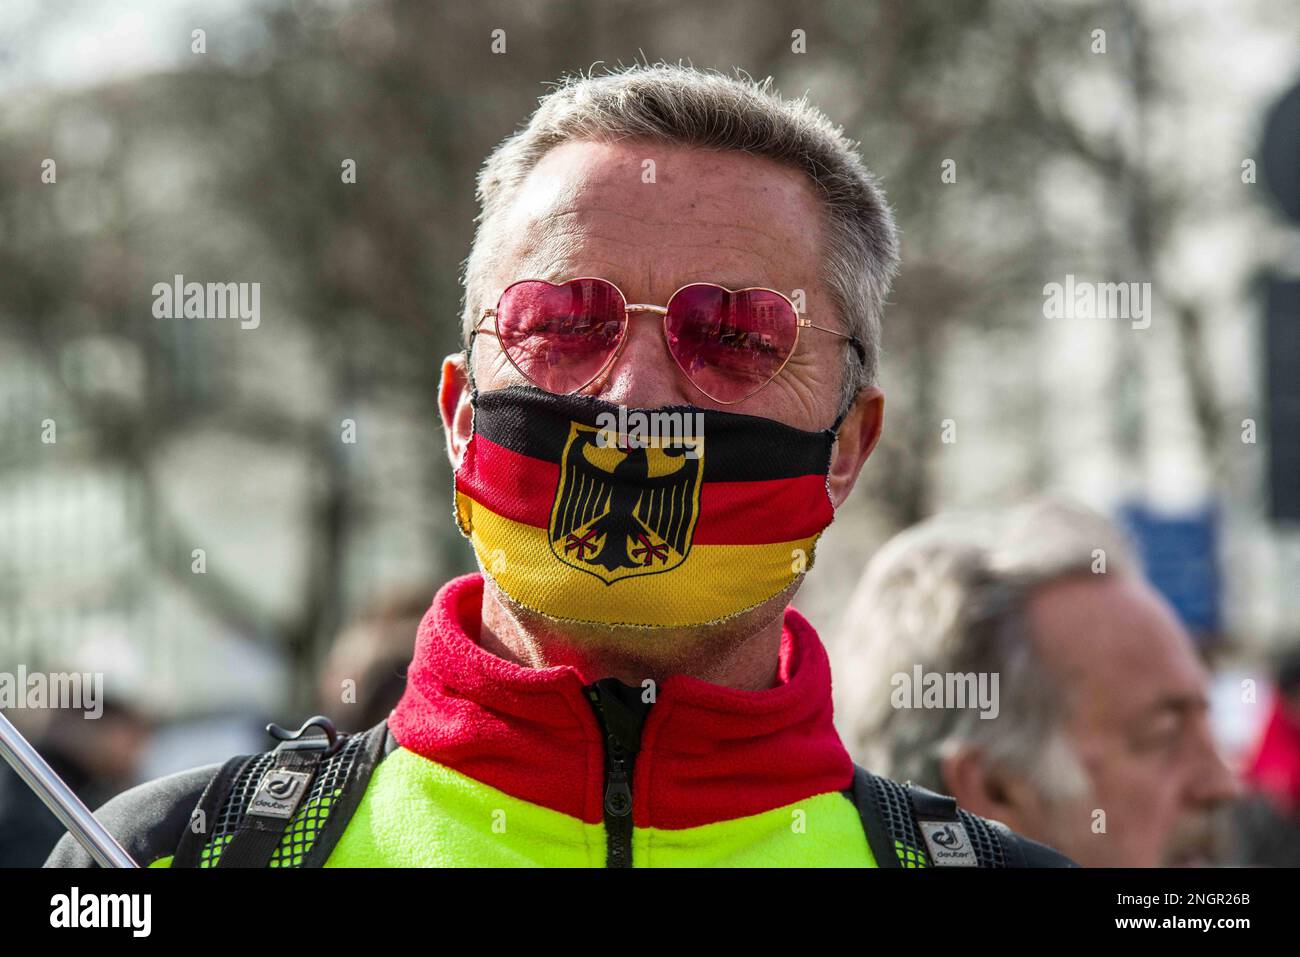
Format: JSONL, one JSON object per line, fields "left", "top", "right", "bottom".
{"left": 491, "top": 139, "right": 824, "bottom": 294}
{"left": 494, "top": 262, "right": 784, "bottom": 296}
{"left": 1029, "top": 576, "right": 1209, "bottom": 722}
{"left": 519, "top": 138, "right": 819, "bottom": 207}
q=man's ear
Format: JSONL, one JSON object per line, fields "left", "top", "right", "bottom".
{"left": 938, "top": 748, "right": 1041, "bottom": 835}
{"left": 439, "top": 353, "right": 474, "bottom": 470}
{"left": 827, "top": 386, "right": 884, "bottom": 508}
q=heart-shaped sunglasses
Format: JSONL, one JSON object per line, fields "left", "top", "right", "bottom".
{"left": 471, "top": 277, "right": 864, "bottom": 404}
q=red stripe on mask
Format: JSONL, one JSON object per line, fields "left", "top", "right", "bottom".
{"left": 457, "top": 434, "right": 833, "bottom": 545}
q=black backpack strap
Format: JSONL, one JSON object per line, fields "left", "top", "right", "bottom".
{"left": 843, "top": 763, "right": 1078, "bottom": 868}
{"left": 215, "top": 742, "right": 329, "bottom": 868}
{"left": 843, "top": 765, "right": 931, "bottom": 866}
{"left": 172, "top": 753, "right": 251, "bottom": 868}
{"left": 906, "top": 781, "right": 980, "bottom": 867}
{"left": 986, "top": 818, "right": 1078, "bottom": 867}
{"left": 989, "top": 818, "right": 1027, "bottom": 867}
{"left": 844, "top": 765, "right": 902, "bottom": 868}
{"left": 174, "top": 717, "right": 388, "bottom": 868}
{"left": 298, "top": 718, "right": 387, "bottom": 866}
{"left": 842, "top": 765, "right": 1000, "bottom": 867}
{"left": 907, "top": 782, "right": 1078, "bottom": 867}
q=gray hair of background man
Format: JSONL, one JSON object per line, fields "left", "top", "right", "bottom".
{"left": 836, "top": 499, "right": 1141, "bottom": 804}
{"left": 460, "top": 62, "right": 900, "bottom": 416}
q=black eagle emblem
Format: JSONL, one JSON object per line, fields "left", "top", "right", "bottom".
{"left": 549, "top": 423, "right": 703, "bottom": 584}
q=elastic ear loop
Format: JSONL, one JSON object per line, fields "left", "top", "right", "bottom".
{"left": 829, "top": 333, "right": 869, "bottom": 434}
{"left": 463, "top": 335, "right": 480, "bottom": 402}
{"left": 824, "top": 387, "right": 861, "bottom": 500}
{"left": 829, "top": 391, "right": 857, "bottom": 435}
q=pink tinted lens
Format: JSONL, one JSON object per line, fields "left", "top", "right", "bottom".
{"left": 664, "top": 284, "right": 798, "bottom": 402}
{"left": 495, "top": 279, "right": 626, "bottom": 393}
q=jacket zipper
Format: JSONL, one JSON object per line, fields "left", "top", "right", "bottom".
{"left": 585, "top": 679, "right": 650, "bottom": 868}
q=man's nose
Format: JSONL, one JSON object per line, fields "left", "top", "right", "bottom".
{"left": 1186, "top": 725, "right": 1242, "bottom": 808}
{"left": 583, "top": 305, "right": 695, "bottom": 408}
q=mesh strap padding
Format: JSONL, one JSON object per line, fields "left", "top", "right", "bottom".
{"left": 868, "top": 774, "right": 932, "bottom": 868}
{"left": 846, "top": 767, "right": 1009, "bottom": 868}
{"left": 955, "top": 806, "right": 1006, "bottom": 868}
{"left": 199, "top": 731, "right": 368, "bottom": 868}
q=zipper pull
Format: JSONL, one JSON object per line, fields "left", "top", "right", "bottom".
{"left": 604, "top": 755, "right": 632, "bottom": 817}
{"left": 587, "top": 687, "right": 635, "bottom": 817}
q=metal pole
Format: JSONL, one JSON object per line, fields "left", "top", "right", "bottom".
{"left": 0, "top": 709, "right": 137, "bottom": 868}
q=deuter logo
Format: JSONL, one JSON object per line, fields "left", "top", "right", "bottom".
{"left": 931, "top": 825, "right": 963, "bottom": 849}
{"left": 248, "top": 768, "right": 311, "bottom": 819}
{"left": 919, "top": 820, "right": 978, "bottom": 867}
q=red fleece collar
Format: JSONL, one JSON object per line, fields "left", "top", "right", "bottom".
{"left": 387, "top": 574, "right": 854, "bottom": 829}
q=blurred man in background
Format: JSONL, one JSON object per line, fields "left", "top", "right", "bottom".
{"left": 838, "top": 499, "right": 1239, "bottom": 867}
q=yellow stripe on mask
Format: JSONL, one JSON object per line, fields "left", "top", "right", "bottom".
{"left": 456, "top": 491, "right": 818, "bottom": 627}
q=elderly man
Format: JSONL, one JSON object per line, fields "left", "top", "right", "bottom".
{"left": 48, "top": 64, "right": 1067, "bottom": 868}
{"left": 837, "top": 499, "right": 1239, "bottom": 867}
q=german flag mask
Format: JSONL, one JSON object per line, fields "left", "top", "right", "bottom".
{"left": 454, "top": 386, "right": 841, "bottom": 628}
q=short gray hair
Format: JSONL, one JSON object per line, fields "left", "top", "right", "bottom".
{"left": 461, "top": 63, "right": 900, "bottom": 413}
{"left": 837, "top": 499, "right": 1140, "bottom": 802}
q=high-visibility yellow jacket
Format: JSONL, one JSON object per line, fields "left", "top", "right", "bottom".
{"left": 46, "top": 574, "right": 1073, "bottom": 869}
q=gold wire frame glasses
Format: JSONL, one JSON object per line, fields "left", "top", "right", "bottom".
{"left": 471, "top": 277, "right": 863, "bottom": 405}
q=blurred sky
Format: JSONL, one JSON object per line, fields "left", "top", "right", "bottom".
{"left": 1, "top": 0, "right": 255, "bottom": 93}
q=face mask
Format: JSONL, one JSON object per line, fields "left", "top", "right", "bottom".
{"left": 453, "top": 385, "right": 841, "bottom": 628}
